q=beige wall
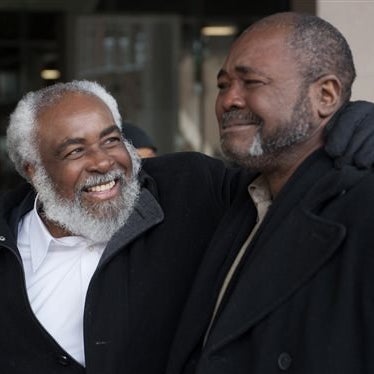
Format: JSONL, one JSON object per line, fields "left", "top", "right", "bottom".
{"left": 292, "top": 0, "right": 374, "bottom": 101}
{"left": 318, "top": 1, "right": 374, "bottom": 101}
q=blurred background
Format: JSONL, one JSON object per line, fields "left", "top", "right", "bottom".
{"left": 0, "top": 0, "right": 373, "bottom": 190}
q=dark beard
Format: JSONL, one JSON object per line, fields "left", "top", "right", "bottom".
{"left": 222, "top": 86, "right": 320, "bottom": 172}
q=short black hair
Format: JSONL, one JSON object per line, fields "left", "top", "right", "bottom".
{"left": 287, "top": 13, "right": 356, "bottom": 102}
{"left": 249, "top": 12, "right": 356, "bottom": 102}
{"left": 121, "top": 123, "right": 157, "bottom": 152}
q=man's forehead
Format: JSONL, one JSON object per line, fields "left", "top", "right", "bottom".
{"left": 236, "top": 25, "right": 289, "bottom": 50}
{"left": 39, "top": 92, "right": 102, "bottom": 117}
{"left": 37, "top": 92, "right": 112, "bottom": 123}
{"left": 224, "top": 27, "right": 291, "bottom": 67}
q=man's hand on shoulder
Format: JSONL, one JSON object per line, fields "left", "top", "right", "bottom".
{"left": 325, "top": 100, "right": 374, "bottom": 169}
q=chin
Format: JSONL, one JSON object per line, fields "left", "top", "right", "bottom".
{"left": 222, "top": 140, "right": 251, "bottom": 159}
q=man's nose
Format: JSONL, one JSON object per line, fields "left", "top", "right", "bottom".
{"left": 221, "top": 86, "right": 246, "bottom": 111}
{"left": 86, "top": 147, "right": 115, "bottom": 173}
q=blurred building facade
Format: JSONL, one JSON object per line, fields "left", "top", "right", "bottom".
{"left": 0, "top": 0, "right": 373, "bottom": 190}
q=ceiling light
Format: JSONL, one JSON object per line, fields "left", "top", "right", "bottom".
{"left": 41, "top": 69, "right": 61, "bottom": 80}
{"left": 201, "top": 25, "right": 238, "bottom": 37}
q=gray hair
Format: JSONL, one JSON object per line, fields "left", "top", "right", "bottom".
{"left": 6, "top": 80, "right": 123, "bottom": 180}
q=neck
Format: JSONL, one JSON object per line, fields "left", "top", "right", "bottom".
{"left": 264, "top": 135, "right": 325, "bottom": 198}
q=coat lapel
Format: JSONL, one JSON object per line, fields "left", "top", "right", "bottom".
{"left": 99, "top": 188, "right": 164, "bottom": 267}
{"left": 205, "top": 202, "right": 345, "bottom": 352}
{"left": 205, "top": 156, "right": 369, "bottom": 353}
{"left": 166, "top": 177, "right": 258, "bottom": 373}
{"left": 168, "top": 150, "right": 369, "bottom": 371}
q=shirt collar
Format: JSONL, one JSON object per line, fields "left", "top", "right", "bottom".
{"left": 29, "top": 195, "right": 92, "bottom": 272}
{"left": 248, "top": 174, "right": 272, "bottom": 205}
{"left": 248, "top": 175, "right": 272, "bottom": 222}
{"left": 28, "top": 196, "right": 52, "bottom": 272}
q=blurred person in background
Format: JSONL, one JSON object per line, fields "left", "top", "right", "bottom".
{"left": 122, "top": 122, "right": 157, "bottom": 158}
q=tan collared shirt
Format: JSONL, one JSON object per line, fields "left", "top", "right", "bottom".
{"left": 204, "top": 175, "right": 272, "bottom": 345}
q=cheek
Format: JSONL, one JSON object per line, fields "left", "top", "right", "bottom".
{"left": 215, "top": 100, "right": 225, "bottom": 131}
{"left": 115, "top": 148, "right": 134, "bottom": 176}
{"left": 215, "top": 92, "right": 225, "bottom": 113}
{"left": 45, "top": 164, "right": 82, "bottom": 199}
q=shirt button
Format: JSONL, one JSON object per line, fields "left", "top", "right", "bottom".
{"left": 0, "top": 236, "right": 6, "bottom": 241}
{"left": 278, "top": 352, "right": 292, "bottom": 371}
{"left": 57, "top": 354, "right": 70, "bottom": 366}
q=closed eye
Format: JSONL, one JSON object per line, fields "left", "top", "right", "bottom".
{"left": 64, "top": 147, "right": 85, "bottom": 159}
{"left": 244, "top": 79, "right": 264, "bottom": 86}
{"left": 103, "top": 136, "right": 122, "bottom": 147}
{"left": 217, "top": 81, "right": 230, "bottom": 91}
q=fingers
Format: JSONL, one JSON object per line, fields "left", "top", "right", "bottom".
{"left": 352, "top": 132, "right": 374, "bottom": 168}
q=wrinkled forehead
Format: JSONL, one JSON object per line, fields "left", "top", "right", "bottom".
{"left": 36, "top": 92, "right": 112, "bottom": 127}
{"left": 37, "top": 91, "right": 105, "bottom": 115}
{"left": 34, "top": 92, "right": 118, "bottom": 147}
{"left": 233, "top": 25, "right": 290, "bottom": 56}
{"left": 221, "top": 26, "right": 293, "bottom": 73}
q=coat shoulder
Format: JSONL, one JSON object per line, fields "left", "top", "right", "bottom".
{"left": 142, "top": 151, "right": 227, "bottom": 176}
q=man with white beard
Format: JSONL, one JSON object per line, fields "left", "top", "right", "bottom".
{"left": 0, "top": 80, "right": 253, "bottom": 374}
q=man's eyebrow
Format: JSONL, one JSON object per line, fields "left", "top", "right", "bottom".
{"left": 217, "top": 66, "right": 267, "bottom": 79}
{"left": 100, "top": 125, "right": 120, "bottom": 138}
{"left": 54, "top": 125, "right": 120, "bottom": 157}
{"left": 55, "top": 138, "right": 84, "bottom": 157}
{"left": 217, "top": 68, "right": 227, "bottom": 80}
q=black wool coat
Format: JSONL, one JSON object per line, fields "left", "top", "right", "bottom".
{"left": 0, "top": 152, "right": 251, "bottom": 374}
{"left": 167, "top": 149, "right": 374, "bottom": 374}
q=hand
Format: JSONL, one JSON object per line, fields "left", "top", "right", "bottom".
{"left": 324, "top": 100, "right": 374, "bottom": 169}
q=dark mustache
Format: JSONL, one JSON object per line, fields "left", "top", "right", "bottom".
{"left": 221, "top": 110, "right": 263, "bottom": 127}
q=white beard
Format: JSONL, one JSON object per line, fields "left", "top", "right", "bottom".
{"left": 33, "top": 144, "right": 141, "bottom": 243}
{"left": 248, "top": 132, "right": 264, "bottom": 156}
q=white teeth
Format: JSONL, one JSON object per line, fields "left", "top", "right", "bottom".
{"left": 88, "top": 180, "right": 115, "bottom": 192}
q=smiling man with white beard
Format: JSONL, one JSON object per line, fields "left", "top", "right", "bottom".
{"left": 32, "top": 164, "right": 140, "bottom": 242}
{"left": 0, "top": 80, "right": 255, "bottom": 374}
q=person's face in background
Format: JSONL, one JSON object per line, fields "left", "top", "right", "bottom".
{"left": 136, "top": 147, "right": 157, "bottom": 158}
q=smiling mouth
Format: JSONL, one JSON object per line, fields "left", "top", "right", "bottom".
{"left": 85, "top": 180, "right": 117, "bottom": 193}
{"left": 222, "top": 121, "right": 259, "bottom": 130}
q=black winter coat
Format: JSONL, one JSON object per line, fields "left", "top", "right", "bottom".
{"left": 0, "top": 152, "right": 251, "bottom": 374}
{"left": 167, "top": 149, "right": 374, "bottom": 374}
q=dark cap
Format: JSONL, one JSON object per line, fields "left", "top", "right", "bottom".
{"left": 121, "top": 122, "right": 157, "bottom": 152}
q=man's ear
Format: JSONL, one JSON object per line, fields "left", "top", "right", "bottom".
{"left": 23, "top": 163, "right": 36, "bottom": 182}
{"left": 313, "top": 74, "right": 342, "bottom": 118}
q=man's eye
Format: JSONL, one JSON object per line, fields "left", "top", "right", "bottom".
{"left": 217, "top": 81, "right": 228, "bottom": 89}
{"left": 245, "top": 79, "right": 263, "bottom": 86}
{"left": 104, "top": 136, "right": 121, "bottom": 146}
{"left": 65, "top": 147, "right": 84, "bottom": 159}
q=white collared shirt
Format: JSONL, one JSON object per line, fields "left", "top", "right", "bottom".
{"left": 17, "top": 198, "right": 105, "bottom": 366}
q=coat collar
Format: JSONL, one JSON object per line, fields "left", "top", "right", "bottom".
{"left": 0, "top": 171, "right": 164, "bottom": 264}
{"left": 99, "top": 187, "right": 164, "bottom": 267}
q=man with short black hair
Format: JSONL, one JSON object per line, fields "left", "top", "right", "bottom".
{"left": 167, "top": 12, "right": 374, "bottom": 374}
